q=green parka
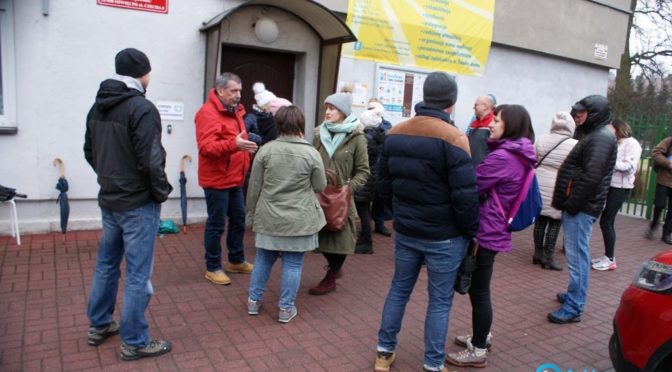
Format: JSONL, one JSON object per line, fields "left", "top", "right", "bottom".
{"left": 313, "top": 123, "right": 370, "bottom": 254}
{"left": 245, "top": 136, "right": 327, "bottom": 251}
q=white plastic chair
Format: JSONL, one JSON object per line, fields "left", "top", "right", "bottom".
{"left": 3, "top": 198, "right": 20, "bottom": 245}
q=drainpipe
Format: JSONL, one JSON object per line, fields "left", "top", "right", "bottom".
{"left": 42, "top": 0, "right": 48, "bottom": 16}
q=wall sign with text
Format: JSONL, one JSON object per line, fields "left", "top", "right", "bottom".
{"left": 97, "top": 0, "right": 168, "bottom": 14}
{"left": 343, "top": 0, "right": 494, "bottom": 77}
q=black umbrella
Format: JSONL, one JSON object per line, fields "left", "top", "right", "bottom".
{"left": 53, "top": 158, "right": 70, "bottom": 239}
{"left": 0, "top": 184, "right": 26, "bottom": 201}
{"left": 179, "top": 155, "right": 192, "bottom": 233}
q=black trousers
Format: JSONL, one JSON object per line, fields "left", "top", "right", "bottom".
{"left": 324, "top": 253, "right": 346, "bottom": 272}
{"left": 468, "top": 247, "right": 498, "bottom": 349}
{"left": 651, "top": 183, "right": 672, "bottom": 233}
{"left": 599, "top": 187, "right": 631, "bottom": 259}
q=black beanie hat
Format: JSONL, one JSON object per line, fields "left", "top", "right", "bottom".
{"left": 423, "top": 71, "right": 458, "bottom": 109}
{"left": 115, "top": 48, "right": 151, "bottom": 78}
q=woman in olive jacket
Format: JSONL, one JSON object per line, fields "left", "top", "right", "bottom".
{"left": 245, "top": 106, "right": 327, "bottom": 323}
{"left": 309, "top": 90, "right": 370, "bottom": 296}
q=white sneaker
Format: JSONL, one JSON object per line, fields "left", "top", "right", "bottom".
{"left": 591, "top": 256, "right": 608, "bottom": 265}
{"left": 592, "top": 257, "right": 617, "bottom": 271}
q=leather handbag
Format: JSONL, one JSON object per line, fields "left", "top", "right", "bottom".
{"left": 455, "top": 239, "right": 479, "bottom": 295}
{"left": 316, "top": 168, "right": 351, "bottom": 232}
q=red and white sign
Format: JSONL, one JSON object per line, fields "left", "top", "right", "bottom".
{"left": 97, "top": 0, "right": 168, "bottom": 14}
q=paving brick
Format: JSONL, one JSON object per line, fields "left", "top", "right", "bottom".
{"left": 0, "top": 216, "right": 665, "bottom": 371}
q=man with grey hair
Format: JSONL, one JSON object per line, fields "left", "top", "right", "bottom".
{"left": 195, "top": 72, "right": 258, "bottom": 286}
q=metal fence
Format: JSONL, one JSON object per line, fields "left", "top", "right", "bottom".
{"left": 621, "top": 113, "right": 672, "bottom": 218}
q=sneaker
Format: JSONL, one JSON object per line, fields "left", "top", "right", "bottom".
{"left": 247, "top": 299, "right": 261, "bottom": 315}
{"left": 455, "top": 332, "right": 492, "bottom": 351}
{"left": 547, "top": 308, "right": 582, "bottom": 324}
{"left": 205, "top": 270, "right": 231, "bottom": 285}
{"left": 278, "top": 307, "right": 297, "bottom": 323}
{"left": 87, "top": 321, "right": 119, "bottom": 346}
{"left": 445, "top": 345, "right": 487, "bottom": 368}
{"left": 422, "top": 367, "right": 450, "bottom": 372}
{"left": 224, "top": 262, "right": 253, "bottom": 274}
{"left": 592, "top": 257, "right": 617, "bottom": 271}
{"left": 374, "top": 351, "right": 396, "bottom": 372}
{"left": 591, "top": 255, "right": 608, "bottom": 265}
{"left": 120, "top": 340, "right": 172, "bottom": 361}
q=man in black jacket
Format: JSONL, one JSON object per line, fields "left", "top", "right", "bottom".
{"left": 374, "top": 72, "right": 479, "bottom": 372}
{"left": 549, "top": 95, "right": 617, "bottom": 324}
{"left": 83, "top": 48, "right": 173, "bottom": 361}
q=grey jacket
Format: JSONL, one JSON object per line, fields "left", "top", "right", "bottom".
{"left": 245, "top": 136, "right": 327, "bottom": 248}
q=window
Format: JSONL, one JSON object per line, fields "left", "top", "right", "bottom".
{"left": 0, "top": 0, "right": 16, "bottom": 134}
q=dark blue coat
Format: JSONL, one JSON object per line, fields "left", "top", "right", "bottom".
{"left": 378, "top": 106, "right": 479, "bottom": 240}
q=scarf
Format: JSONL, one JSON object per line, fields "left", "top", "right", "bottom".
{"left": 469, "top": 111, "right": 494, "bottom": 129}
{"left": 319, "top": 114, "right": 359, "bottom": 158}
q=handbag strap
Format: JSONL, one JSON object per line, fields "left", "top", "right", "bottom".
{"left": 490, "top": 155, "right": 535, "bottom": 224}
{"left": 536, "top": 137, "right": 570, "bottom": 169}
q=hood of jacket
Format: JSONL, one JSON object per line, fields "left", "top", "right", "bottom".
{"left": 578, "top": 95, "right": 612, "bottom": 133}
{"left": 95, "top": 79, "right": 144, "bottom": 113}
{"left": 487, "top": 137, "right": 537, "bottom": 166}
{"left": 550, "top": 111, "right": 576, "bottom": 137}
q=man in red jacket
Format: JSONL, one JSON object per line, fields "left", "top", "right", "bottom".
{"left": 195, "top": 72, "right": 258, "bottom": 285}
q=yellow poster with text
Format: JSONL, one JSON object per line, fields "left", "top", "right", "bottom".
{"left": 343, "top": 0, "right": 495, "bottom": 76}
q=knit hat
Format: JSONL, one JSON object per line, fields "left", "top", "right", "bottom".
{"left": 360, "top": 108, "right": 382, "bottom": 128}
{"left": 367, "top": 101, "right": 385, "bottom": 115}
{"left": 267, "top": 97, "right": 292, "bottom": 115}
{"left": 253, "top": 82, "right": 277, "bottom": 108}
{"left": 115, "top": 48, "right": 151, "bottom": 78}
{"left": 324, "top": 92, "right": 353, "bottom": 117}
{"left": 423, "top": 72, "right": 458, "bottom": 109}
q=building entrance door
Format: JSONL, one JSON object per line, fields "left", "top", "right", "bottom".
{"left": 220, "top": 45, "right": 295, "bottom": 114}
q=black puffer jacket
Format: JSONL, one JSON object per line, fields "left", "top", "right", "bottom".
{"left": 84, "top": 79, "right": 172, "bottom": 211}
{"left": 551, "top": 95, "right": 616, "bottom": 217}
{"left": 354, "top": 125, "right": 386, "bottom": 203}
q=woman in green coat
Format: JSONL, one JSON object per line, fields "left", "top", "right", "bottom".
{"left": 309, "top": 89, "right": 370, "bottom": 296}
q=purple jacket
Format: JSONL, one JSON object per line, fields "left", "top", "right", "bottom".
{"left": 476, "top": 138, "right": 536, "bottom": 252}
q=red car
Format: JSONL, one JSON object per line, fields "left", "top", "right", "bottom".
{"left": 610, "top": 250, "right": 672, "bottom": 371}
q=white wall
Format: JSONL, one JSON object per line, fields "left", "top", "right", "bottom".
{"left": 338, "top": 44, "right": 609, "bottom": 136}
{"left": 0, "top": 0, "right": 230, "bottom": 233}
{"left": 0, "top": 0, "right": 612, "bottom": 235}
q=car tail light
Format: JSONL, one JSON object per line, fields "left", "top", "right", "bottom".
{"left": 634, "top": 260, "right": 672, "bottom": 294}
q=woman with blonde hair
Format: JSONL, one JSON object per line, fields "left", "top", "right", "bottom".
{"left": 309, "top": 88, "right": 370, "bottom": 295}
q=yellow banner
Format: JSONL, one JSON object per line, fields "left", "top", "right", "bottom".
{"left": 343, "top": 0, "right": 495, "bottom": 76}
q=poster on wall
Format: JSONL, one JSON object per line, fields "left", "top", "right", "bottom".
{"left": 374, "top": 65, "right": 430, "bottom": 122}
{"left": 343, "top": 0, "right": 494, "bottom": 77}
{"left": 97, "top": 0, "right": 169, "bottom": 14}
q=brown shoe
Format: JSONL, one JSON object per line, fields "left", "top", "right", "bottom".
{"left": 225, "top": 262, "right": 253, "bottom": 274}
{"left": 205, "top": 270, "right": 231, "bottom": 285}
{"left": 308, "top": 270, "right": 337, "bottom": 295}
{"left": 374, "top": 351, "right": 395, "bottom": 372}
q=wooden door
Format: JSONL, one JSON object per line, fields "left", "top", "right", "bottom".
{"left": 220, "top": 45, "right": 295, "bottom": 113}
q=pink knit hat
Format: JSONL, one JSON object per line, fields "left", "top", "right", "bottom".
{"left": 268, "top": 97, "right": 292, "bottom": 115}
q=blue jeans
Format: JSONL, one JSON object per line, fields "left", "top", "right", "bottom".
{"left": 248, "top": 249, "right": 305, "bottom": 309}
{"left": 87, "top": 202, "right": 161, "bottom": 347}
{"left": 203, "top": 187, "right": 246, "bottom": 271}
{"left": 561, "top": 211, "right": 596, "bottom": 315}
{"left": 377, "top": 233, "right": 467, "bottom": 370}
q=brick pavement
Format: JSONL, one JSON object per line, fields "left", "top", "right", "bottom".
{"left": 0, "top": 215, "right": 669, "bottom": 372}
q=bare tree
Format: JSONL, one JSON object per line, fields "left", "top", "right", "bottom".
{"left": 631, "top": 0, "right": 672, "bottom": 79}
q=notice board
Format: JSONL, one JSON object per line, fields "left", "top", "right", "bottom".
{"left": 374, "top": 65, "right": 429, "bottom": 122}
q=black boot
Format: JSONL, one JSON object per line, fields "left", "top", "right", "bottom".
{"left": 663, "top": 231, "right": 672, "bottom": 245}
{"left": 541, "top": 244, "right": 563, "bottom": 271}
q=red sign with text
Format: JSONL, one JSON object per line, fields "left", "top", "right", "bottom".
{"left": 97, "top": 0, "right": 168, "bottom": 14}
